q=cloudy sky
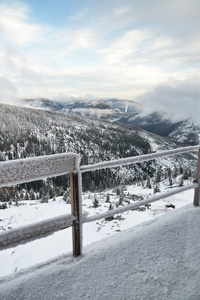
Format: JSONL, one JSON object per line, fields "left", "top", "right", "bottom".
{"left": 0, "top": 0, "right": 199, "bottom": 120}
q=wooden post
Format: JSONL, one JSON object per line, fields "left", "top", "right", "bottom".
{"left": 193, "top": 149, "right": 200, "bottom": 206}
{"left": 70, "top": 172, "right": 82, "bottom": 256}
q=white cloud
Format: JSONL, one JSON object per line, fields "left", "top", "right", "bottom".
{"left": 70, "top": 9, "right": 88, "bottom": 21}
{"left": 99, "top": 30, "right": 151, "bottom": 64}
{"left": 0, "top": 0, "right": 199, "bottom": 104}
{"left": 58, "top": 28, "right": 99, "bottom": 54}
{"left": 147, "top": 37, "right": 174, "bottom": 51}
{"left": 0, "top": 3, "right": 42, "bottom": 45}
{"left": 98, "top": 28, "right": 200, "bottom": 72}
{"left": 137, "top": 76, "right": 200, "bottom": 122}
{"left": 114, "top": 7, "right": 130, "bottom": 16}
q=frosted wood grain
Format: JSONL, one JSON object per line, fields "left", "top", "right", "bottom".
{"left": 0, "top": 153, "right": 79, "bottom": 187}
{"left": 0, "top": 213, "right": 76, "bottom": 249}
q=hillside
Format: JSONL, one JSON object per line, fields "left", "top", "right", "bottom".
{"left": 121, "top": 113, "right": 200, "bottom": 145}
{"left": 0, "top": 204, "right": 200, "bottom": 300}
{"left": 22, "top": 97, "right": 200, "bottom": 145}
{"left": 0, "top": 103, "right": 197, "bottom": 204}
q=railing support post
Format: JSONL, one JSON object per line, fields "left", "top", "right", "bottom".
{"left": 70, "top": 171, "right": 82, "bottom": 256}
{"left": 193, "top": 149, "right": 200, "bottom": 206}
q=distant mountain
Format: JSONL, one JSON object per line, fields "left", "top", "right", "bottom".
{"left": 22, "top": 97, "right": 125, "bottom": 121}
{"left": 118, "top": 113, "right": 183, "bottom": 137}
{"left": 117, "top": 112, "right": 200, "bottom": 145}
{"left": 21, "top": 97, "right": 200, "bottom": 145}
{"left": 168, "top": 121, "right": 200, "bottom": 145}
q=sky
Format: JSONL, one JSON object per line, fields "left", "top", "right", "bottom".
{"left": 0, "top": 0, "right": 199, "bottom": 120}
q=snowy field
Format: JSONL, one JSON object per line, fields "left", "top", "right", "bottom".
{"left": 0, "top": 177, "right": 195, "bottom": 278}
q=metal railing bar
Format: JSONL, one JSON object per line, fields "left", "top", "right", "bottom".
{"left": 83, "top": 183, "right": 198, "bottom": 224}
{"left": 80, "top": 145, "right": 199, "bottom": 173}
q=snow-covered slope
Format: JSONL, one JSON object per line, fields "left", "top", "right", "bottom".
{"left": 0, "top": 102, "right": 197, "bottom": 194}
{"left": 22, "top": 97, "right": 126, "bottom": 121}
{"left": 0, "top": 203, "right": 200, "bottom": 300}
{"left": 168, "top": 121, "right": 200, "bottom": 145}
{"left": 21, "top": 97, "right": 200, "bottom": 145}
{"left": 119, "top": 112, "right": 183, "bottom": 137}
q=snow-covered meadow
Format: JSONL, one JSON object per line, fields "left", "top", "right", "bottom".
{"left": 0, "top": 176, "right": 195, "bottom": 277}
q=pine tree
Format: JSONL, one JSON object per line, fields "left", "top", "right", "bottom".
{"left": 25, "top": 190, "right": 29, "bottom": 200}
{"left": 118, "top": 186, "right": 124, "bottom": 205}
{"left": 63, "top": 190, "right": 71, "bottom": 203}
{"left": 146, "top": 177, "right": 151, "bottom": 189}
{"left": 40, "top": 194, "right": 48, "bottom": 203}
{"left": 93, "top": 197, "right": 99, "bottom": 208}
{"left": 154, "top": 185, "right": 160, "bottom": 194}
{"left": 116, "top": 187, "right": 120, "bottom": 195}
{"left": 109, "top": 203, "right": 113, "bottom": 210}
{"left": 156, "top": 170, "right": 161, "bottom": 183}
{"left": 30, "top": 189, "right": 35, "bottom": 200}
{"left": 179, "top": 177, "right": 184, "bottom": 187}
{"left": 106, "top": 193, "right": 110, "bottom": 203}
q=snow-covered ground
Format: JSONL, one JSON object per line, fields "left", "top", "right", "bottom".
{"left": 0, "top": 203, "right": 200, "bottom": 300}
{"left": 0, "top": 178, "right": 195, "bottom": 277}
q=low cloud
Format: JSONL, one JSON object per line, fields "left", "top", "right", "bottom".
{"left": 137, "top": 76, "right": 200, "bottom": 123}
{"left": 0, "top": 76, "right": 20, "bottom": 106}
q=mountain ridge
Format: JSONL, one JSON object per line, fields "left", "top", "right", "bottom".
{"left": 21, "top": 97, "right": 200, "bottom": 145}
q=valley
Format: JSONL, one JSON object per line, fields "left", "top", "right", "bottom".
{"left": 0, "top": 102, "right": 199, "bottom": 277}
{"left": 22, "top": 97, "right": 200, "bottom": 145}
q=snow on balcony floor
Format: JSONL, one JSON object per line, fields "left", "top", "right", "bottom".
{"left": 0, "top": 203, "right": 200, "bottom": 300}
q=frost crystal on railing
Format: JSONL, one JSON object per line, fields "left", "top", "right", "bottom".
{"left": 80, "top": 145, "right": 200, "bottom": 173}
{"left": 0, "top": 153, "right": 79, "bottom": 187}
{"left": 0, "top": 214, "right": 76, "bottom": 249}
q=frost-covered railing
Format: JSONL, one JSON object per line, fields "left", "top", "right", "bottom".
{"left": 0, "top": 153, "right": 83, "bottom": 257}
{"left": 80, "top": 145, "right": 200, "bottom": 173}
{"left": 0, "top": 214, "right": 76, "bottom": 249}
{"left": 81, "top": 145, "right": 200, "bottom": 225}
{"left": 0, "top": 145, "right": 200, "bottom": 258}
{"left": 0, "top": 153, "right": 78, "bottom": 187}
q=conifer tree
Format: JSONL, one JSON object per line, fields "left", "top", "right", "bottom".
{"left": 146, "top": 177, "right": 151, "bottom": 189}
{"left": 106, "top": 193, "right": 110, "bottom": 203}
{"left": 93, "top": 197, "right": 99, "bottom": 208}
{"left": 109, "top": 203, "right": 113, "bottom": 210}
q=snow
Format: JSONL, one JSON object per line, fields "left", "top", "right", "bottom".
{"left": 0, "top": 204, "right": 200, "bottom": 300}
{"left": 0, "top": 181, "right": 197, "bottom": 276}
{"left": 82, "top": 183, "right": 197, "bottom": 223}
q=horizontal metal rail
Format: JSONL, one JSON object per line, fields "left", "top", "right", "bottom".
{"left": 0, "top": 214, "right": 76, "bottom": 250}
{"left": 80, "top": 145, "right": 199, "bottom": 173}
{"left": 83, "top": 183, "right": 198, "bottom": 223}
